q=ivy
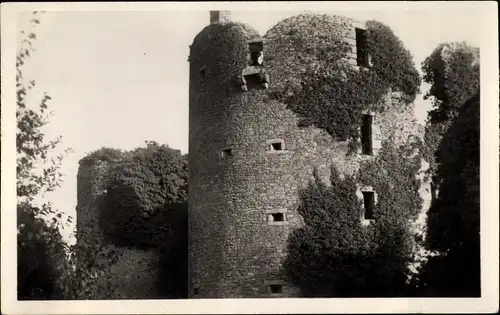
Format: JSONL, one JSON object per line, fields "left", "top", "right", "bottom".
{"left": 93, "top": 142, "right": 188, "bottom": 249}
{"left": 79, "top": 147, "right": 126, "bottom": 166}
{"left": 285, "top": 140, "right": 424, "bottom": 297}
{"left": 420, "top": 42, "right": 479, "bottom": 183}
{"left": 422, "top": 42, "right": 479, "bottom": 124}
{"left": 266, "top": 14, "right": 421, "bottom": 142}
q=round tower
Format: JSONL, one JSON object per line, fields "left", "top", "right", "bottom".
{"left": 188, "top": 12, "right": 420, "bottom": 298}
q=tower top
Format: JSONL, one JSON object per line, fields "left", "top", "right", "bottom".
{"left": 210, "top": 11, "right": 231, "bottom": 25}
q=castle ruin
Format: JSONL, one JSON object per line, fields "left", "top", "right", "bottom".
{"left": 76, "top": 10, "right": 423, "bottom": 299}
{"left": 187, "top": 11, "right": 421, "bottom": 298}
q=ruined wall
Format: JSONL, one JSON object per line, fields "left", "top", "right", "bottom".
{"left": 76, "top": 161, "right": 161, "bottom": 299}
{"left": 188, "top": 13, "right": 421, "bottom": 298}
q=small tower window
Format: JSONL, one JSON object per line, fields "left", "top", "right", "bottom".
{"left": 270, "top": 213, "right": 285, "bottom": 222}
{"left": 199, "top": 66, "right": 207, "bottom": 77}
{"left": 355, "top": 28, "right": 370, "bottom": 68}
{"left": 267, "top": 210, "right": 287, "bottom": 225}
{"left": 271, "top": 142, "right": 283, "bottom": 151}
{"left": 268, "top": 212, "right": 286, "bottom": 223}
{"left": 265, "top": 280, "right": 286, "bottom": 295}
{"left": 221, "top": 148, "right": 233, "bottom": 158}
{"left": 193, "top": 284, "right": 200, "bottom": 295}
{"left": 267, "top": 139, "right": 285, "bottom": 152}
{"left": 269, "top": 284, "right": 283, "bottom": 294}
{"left": 248, "top": 39, "right": 264, "bottom": 66}
{"left": 362, "top": 191, "right": 375, "bottom": 220}
{"left": 361, "top": 114, "right": 373, "bottom": 155}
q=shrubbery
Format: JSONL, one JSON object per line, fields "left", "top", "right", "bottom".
{"left": 285, "top": 141, "right": 423, "bottom": 297}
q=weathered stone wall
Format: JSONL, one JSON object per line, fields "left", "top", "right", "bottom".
{"left": 188, "top": 13, "right": 420, "bottom": 298}
{"left": 76, "top": 161, "right": 161, "bottom": 299}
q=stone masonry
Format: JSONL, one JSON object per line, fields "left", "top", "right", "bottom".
{"left": 188, "top": 12, "right": 421, "bottom": 298}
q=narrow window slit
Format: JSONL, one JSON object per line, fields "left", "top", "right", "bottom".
{"left": 362, "top": 191, "right": 375, "bottom": 220}
{"left": 355, "top": 28, "right": 370, "bottom": 68}
{"left": 361, "top": 114, "right": 373, "bottom": 155}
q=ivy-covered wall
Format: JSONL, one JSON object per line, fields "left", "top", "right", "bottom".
{"left": 284, "top": 140, "right": 423, "bottom": 297}
{"left": 76, "top": 142, "right": 187, "bottom": 299}
{"left": 188, "top": 12, "right": 423, "bottom": 298}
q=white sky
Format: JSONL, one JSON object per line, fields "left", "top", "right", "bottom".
{"left": 16, "top": 3, "right": 487, "bottom": 242}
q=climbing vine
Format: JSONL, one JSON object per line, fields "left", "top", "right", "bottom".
{"left": 284, "top": 140, "right": 423, "bottom": 297}
{"left": 95, "top": 141, "right": 188, "bottom": 249}
{"left": 266, "top": 14, "right": 421, "bottom": 142}
{"left": 78, "top": 142, "right": 188, "bottom": 298}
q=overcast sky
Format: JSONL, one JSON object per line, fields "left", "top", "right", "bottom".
{"left": 16, "top": 3, "right": 488, "bottom": 242}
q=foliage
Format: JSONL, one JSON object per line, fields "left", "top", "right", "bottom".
{"left": 16, "top": 12, "right": 119, "bottom": 300}
{"left": 267, "top": 15, "right": 421, "bottom": 142}
{"left": 75, "top": 142, "right": 189, "bottom": 298}
{"left": 421, "top": 42, "right": 480, "bottom": 182}
{"left": 97, "top": 141, "right": 188, "bottom": 249}
{"left": 16, "top": 11, "right": 75, "bottom": 300}
{"left": 415, "top": 42, "right": 480, "bottom": 296}
{"left": 422, "top": 42, "right": 479, "bottom": 125}
{"left": 16, "top": 12, "right": 71, "bottom": 201}
{"left": 155, "top": 202, "right": 189, "bottom": 299}
{"left": 79, "top": 147, "right": 126, "bottom": 166}
{"left": 418, "top": 92, "right": 480, "bottom": 296}
{"left": 285, "top": 140, "right": 423, "bottom": 297}
{"left": 17, "top": 202, "right": 68, "bottom": 299}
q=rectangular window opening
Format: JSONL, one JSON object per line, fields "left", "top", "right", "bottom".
{"left": 269, "top": 284, "right": 284, "bottom": 294}
{"left": 355, "top": 28, "right": 370, "bottom": 68}
{"left": 193, "top": 287, "right": 199, "bottom": 295}
{"left": 221, "top": 148, "right": 233, "bottom": 158}
{"left": 248, "top": 39, "right": 264, "bottom": 66}
{"left": 362, "top": 191, "right": 375, "bottom": 220}
{"left": 361, "top": 114, "right": 373, "bottom": 155}
{"left": 270, "top": 142, "right": 283, "bottom": 151}
{"left": 268, "top": 212, "right": 286, "bottom": 222}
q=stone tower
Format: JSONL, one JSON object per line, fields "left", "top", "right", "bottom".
{"left": 188, "top": 12, "right": 420, "bottom": 298}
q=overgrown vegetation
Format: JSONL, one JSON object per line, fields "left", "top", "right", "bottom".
{"left": 80, "top": 142, "right": 189, "bottom": 298}
{"left": 268, "top": 15, "right": 421, "bottom": 142}
{"left": 418, "top": 92, "right": 480, "bottom": 296}
{"left": 16, "top": 12, "right": 188, "bottom": 299}
{"left": 284, "top": 140, "right": 423, "bottom": 297}
{"left": 420, "top": 42, "right": 480, "bottom": 183}
{"left": 16, "top": 11, "right": 73, "bottom": 300}
{"left": 16, "top": 12, "right": 480, "bottom": 300}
